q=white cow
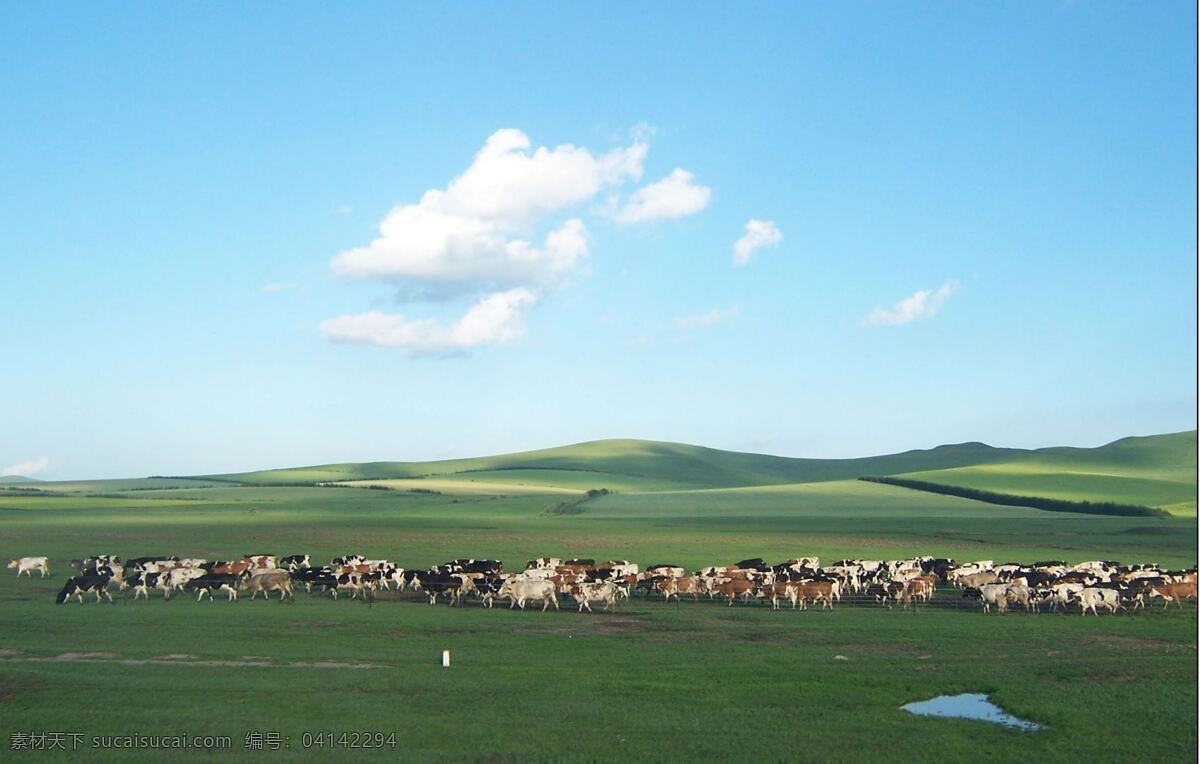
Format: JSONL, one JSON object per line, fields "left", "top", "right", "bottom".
{"left": 8, "top": 557, "right": 49, "bottom": 577}
{"left": 572, "top": 581, "right": 620, "bottom": 612}
{"left": 1077, "top": 587, "right": 1121, "bottom": 616}
{"left": 498, "top": 579, "right": 559, "bottom": 611}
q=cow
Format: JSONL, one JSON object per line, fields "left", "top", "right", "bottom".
{"left": 571, "top": 581, "right": 620, "bottom": 612}
{"left": 420, "top": 572, "right": 474, "bottom": 606}
{"left": 956, "top": 571, "right": 999, "bottom": 590}
{"left": 867, "top": 582, "right": 904, "bottom": 607}
{"left": 712, "top": 578, "right": 757, "bottom": 606}
{"left": 1004, "top": 584, "right": 1035, "bottom": 612}
{"left": 657, "top": 576, "right": 702, "bottom": 604}
{"left": 972, "top": 584, "right": 1011, "bottom": 614}
{"left": 898, "top": 577, "right": 936, "bottom": 607}
{"left": 1150, "top": 581, "right": 1197, "bottom": 609}
{"left": 281, "top": 555, "right": 311, "bottom": 571}
{"left": 1077, "top": 587, "right": 1121, "bottom": 615}
{"left": 55, "top": 575, "right": 113, "bottom": 604}
{"left": 498, "top": 579, "right": 559, "bottom": 611}
{"left": 793, "top": 580, "right": 836, "bottom": 611}
{"left": 8, "top": 557, "right": 49, "bottom": 578}
{"left": 643, "top": 565, "right": 685, "bottom": 579}
{"left": 759, "top": 582, "right": 799, "bottom": 611}
{"left": 162, "top": 567, "right": 207, "bottom": 596}
{"left": 472, "top": 577, "right": 505, "bottom": 608}
{"left": 526, "top": 557, "right": 561, "bottom": 570}
{"left": 1041, "top": 583, "right": 1085, "bottom": 612}
{"left": 242, "top": 554, "right": 275, "bottom": 569}
{"left": 187, "top": 574, "right": 240, "bottom": 602}
{"left": 241, "top": 571, "right": 294, "bottom": 601}
{"left": 131, "top": 571, "right": 168, "bottom": 600}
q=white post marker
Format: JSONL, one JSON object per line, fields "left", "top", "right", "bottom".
{"left": 441, "top": 649, "right": 450, "bottom": 668}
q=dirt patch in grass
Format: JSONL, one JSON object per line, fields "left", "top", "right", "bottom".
{"left": 1082, "top": 672, "right": 1143, "bottom": 683}
{"left": 0, "top": 653, "right": 383, "bottom": 670}
{"left": 1086, "top": 635, "right": 1179, "bottom": 649}
{"left": 829, "top": 642, "right": 921, "bottom": 655}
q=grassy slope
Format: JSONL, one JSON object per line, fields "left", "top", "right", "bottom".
{"left": 207, "top": 438, "right": 1028, "bottom": 489}
{"left": 900, "top": 431, "right": 1197, "bottom": 515}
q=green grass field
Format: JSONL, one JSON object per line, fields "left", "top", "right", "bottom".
{"left": 0, "top": 433, "right": 1195, "bottom": 761}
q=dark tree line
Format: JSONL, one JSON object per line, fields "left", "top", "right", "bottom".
{"left": 858, "top": 476, "right": 1169, "bottom": 518}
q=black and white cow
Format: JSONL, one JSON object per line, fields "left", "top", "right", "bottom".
{"left": 56, "top": 575, "right": 113, "bottom": 604}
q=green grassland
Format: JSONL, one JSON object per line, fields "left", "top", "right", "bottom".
{"left": 899, "top": 432, "right": 1197, "bottom": 516}
{"left": 0, "top": 433, "right": 1195, "bottom": 761}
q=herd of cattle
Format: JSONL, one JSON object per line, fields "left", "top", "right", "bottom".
{"left": 7, "top": 554, "right": 1197, "bottom": 615}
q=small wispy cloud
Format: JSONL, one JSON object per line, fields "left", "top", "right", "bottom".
{"left": 1, "top": 456, "right": 50, "bottom": 477}
{"left": 319, "top": 287, "right": 537, "bottom": 355}
{"left": 261, "top": 282, "right": 297, "bottom": 293}
{"left": 863, "top": 280, "right": 958, "bottom": 327}
{"left": 733, "top": 219, "right": 782, "bottom": 266}
{"left": 673, "top": 307, "right": 738, "bottom": 330}
{"left": 612, "top": 168, "right": 711, "bottom": 224}
{"left": 332, "top": 204, "right": 353, "bottom": 215}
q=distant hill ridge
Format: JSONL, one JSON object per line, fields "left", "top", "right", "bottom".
{"left": 199, "top": 431, "right": 1195, "bottom": 510}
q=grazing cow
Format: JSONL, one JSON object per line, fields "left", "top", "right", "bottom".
{"left": 571, "top": 581, "right": 620, "bottom": 612}
{"left": 187, "top": 574, "right": 240, "bottom": 602}
{"left": 242, "top": 554, "right": 275, "bottom": 569}
{"left": 498, "top": 579, "right": 559, "bottom": 611}
{"left": 1077, "top": 587, "right": 1121, "bottom": 616}
{"left": 8, "top": 557, "right": 49, "bottom": 578}
{"left": 55, "top": 575, "right": 113, "bottom": 604}
{"left": 526, "top": 557, "right": 561, "bottom": 570}
{"left": 1150, "top": 581, "right": 1197, "bottom": 609}
{"left": 241, "top": 571, "right": 294, "bottom": 601}
{"left": 332, "top": 555, "right": 364, "bottom": 567}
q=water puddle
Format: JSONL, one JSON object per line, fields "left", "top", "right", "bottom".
{"left": 901, "top": 693, "right": 1043, "bottom": 731}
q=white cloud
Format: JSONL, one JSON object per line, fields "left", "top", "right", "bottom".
{"left": 732, "top": 219, "right": 782, "bottom": 266}
{"left": 863, "top": 280, "right": 957, "bottom": 327}
{"left": 613, "top": 168, "right": 711, "bottom": 223}
{"left": 332, "top": 204, "right": 353, "bottom": 215}
{"left": 319, "top": 288, "right": 537, "bottom": 355}
{"left": 323, "top": 127, "right": 714, "bottom": 355}
{"left": 261, "top": 282, "right": 296, "bottom": 293}
{"left": 1, "top": 456, "right": 50, "bottom": 477}
{"left": 673, "top": 307, "right": 738, "bottom": 330}
{"left": 330, "top": 129, "right": 644, "bottom": 293}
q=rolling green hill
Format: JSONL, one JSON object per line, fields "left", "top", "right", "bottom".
{"left": 898, "top": 431, "right": 1196, "bottom": 516}
{"left": 22, "top": 432, "right": 1195, "bottom": 516}
{"left": 0, "top": 475, "right": 40, "bottom": 484}
{"left": 204, "top": 438, "right": 1029, "bottom": 490}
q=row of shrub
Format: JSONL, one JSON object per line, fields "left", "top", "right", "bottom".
{"left": 858, "top": 476, "right": 1169, "bottom": 517}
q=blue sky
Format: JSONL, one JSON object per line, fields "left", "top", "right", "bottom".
{"left": 1, "top": 3, "right": 1195, "bottom": 479}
